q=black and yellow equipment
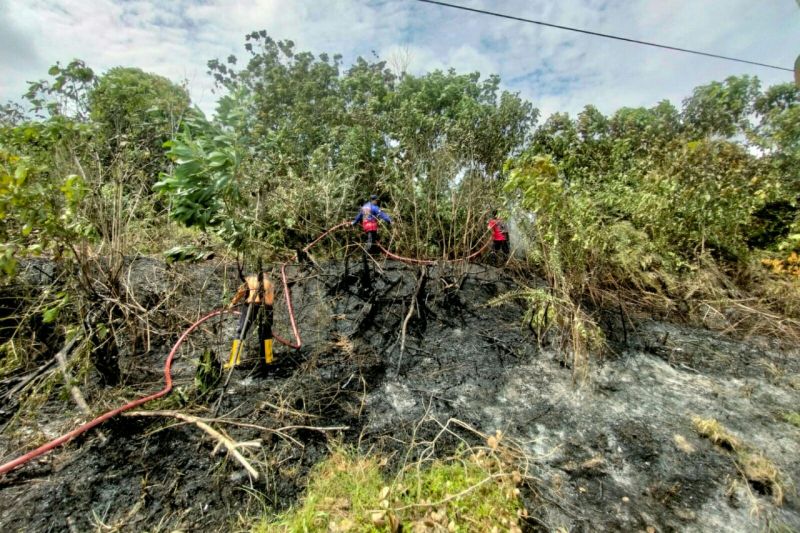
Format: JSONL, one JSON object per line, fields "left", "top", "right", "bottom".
{"left": 226, "top": 272, "right": 275, "bottom": 368}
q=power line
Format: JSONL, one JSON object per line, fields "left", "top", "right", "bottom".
{"left": 416, "top": 0, "right": 794, "bottom": 73}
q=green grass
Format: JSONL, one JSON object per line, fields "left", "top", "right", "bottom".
{"left": 782, "top": 412, "right": 800, "bottom": 428}
{"left": 0, "top": 339, "right": 24, "bottom": 378}
{"left": 253, "top": 448, "right": 525, "bottom": 532}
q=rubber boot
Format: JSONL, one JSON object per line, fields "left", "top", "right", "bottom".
{"left": 258, "top": 306, "right": 274, "bottom": 366}
{"left": 227, "top": 303, "right": 253, "bottom": 368}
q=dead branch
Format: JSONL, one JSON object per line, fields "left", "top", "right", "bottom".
{"left": 275, "top": 424, "right": 349, "bottom": 433}
{"left": 258, "top": 399, "right": 321, "bottom": 420}
{"left": 398, "top": 266, "right": 427, "bottom": 370}
{"left": 1, "top": 359, "right": 57, "bottom": 402}
{"left": 126, "top": 410, "right": 261, "bottom": 479}
{"left": 53, "top": 336, "right": 91, "bottom": 415}
{"left": 53, "top": 334, "right": 110, "bottom": 443}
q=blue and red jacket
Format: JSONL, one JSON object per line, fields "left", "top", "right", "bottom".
{"left": 353, "top": 203, "right": 392, "bottom": 232}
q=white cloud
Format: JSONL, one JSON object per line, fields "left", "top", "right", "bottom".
{"left": 1, "top": 0, "right": 797, "bottom": 121}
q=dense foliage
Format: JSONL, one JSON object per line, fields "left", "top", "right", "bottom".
{"left": 1, "top": 31, "right": 798, "bottom": 372}
{"left": 193, "top": 33, "right": 537, "bottom": 260}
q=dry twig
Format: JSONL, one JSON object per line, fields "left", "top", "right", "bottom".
{"left": 126, "top": 410, "right": 261, "bottom": 479}
{"left": 398, "top": 266, "right": 427, "bottom": 371}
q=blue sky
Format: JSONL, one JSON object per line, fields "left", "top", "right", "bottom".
{"left": 1, "top": 0, "right": 798, "bottom": 120}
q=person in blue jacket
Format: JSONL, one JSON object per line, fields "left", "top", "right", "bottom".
{"left": 352, "top": 194, "right": 392, "bottom": 252}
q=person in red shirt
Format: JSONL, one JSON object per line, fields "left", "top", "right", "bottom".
{"left": 488, "top": 210, "right": 510, "bottom": 257}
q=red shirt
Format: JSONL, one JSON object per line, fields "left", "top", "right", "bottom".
{"left": 488, "top": 219, "right": 507, "bottom": 241}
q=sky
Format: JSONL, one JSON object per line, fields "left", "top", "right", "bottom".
{"left": 1, "top": 0, "right": 798, "bottom": 121}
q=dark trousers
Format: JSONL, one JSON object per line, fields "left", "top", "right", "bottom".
{"left": 236, "top": 303, "right": 274, "bottom": 361}
{"left": 365, "top": 231, "right": 378, "bottom": 253}
{"left": 492, "top": 239, "right": 509, "bottom": 254}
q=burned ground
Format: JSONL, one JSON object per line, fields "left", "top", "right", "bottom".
{"left": 0, "top": 257, "right": 798, "bottom": 531}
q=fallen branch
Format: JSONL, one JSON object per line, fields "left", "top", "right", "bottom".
{"left": 398, "top": 266, "right": 427, "bottom": 371}
{"left": 275, "top": 424, "right": 349, "bottom": 433}
{"left": 209, "top": 420, "right": 349, "bottom": 448}
{"left": 53, "top": 335, "right": 108, "bottom": 444}
{"left": 126, "top": 410, "right": 260, "bottom": 479}
{"left": 53, "top": 336, "right": 90, "bottom": 415}
{"left": 1, "top": 359, "right": 57, "bottom": 401}
{"left": 258, "top": 400, "right": 321, "bottom": 420}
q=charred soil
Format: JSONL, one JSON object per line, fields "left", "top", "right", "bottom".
{"left": 0, "top": 256, "right": 798, "bottom": 531}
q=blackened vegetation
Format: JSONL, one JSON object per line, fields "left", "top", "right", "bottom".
{"left": 0, "top": 258, "right": 799, "bottom": 531}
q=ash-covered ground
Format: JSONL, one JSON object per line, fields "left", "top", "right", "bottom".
{"left": 0, "top": 256, "right": 798, "bottom": 531}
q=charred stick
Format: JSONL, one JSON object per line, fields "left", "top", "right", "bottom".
{"left": 398, "top": 266, "right": 427, "bottom": 373}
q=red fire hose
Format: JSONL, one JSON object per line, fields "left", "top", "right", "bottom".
{"left": 302, "top": 221, "right": 351, "bottom": 253}
{"left": 376, "top": 236, "right": 491, "bottom": 265}
{"left": 0, "top": 308, "right": 232, "bottom": 476}
{"left": 0, "top": 224, "right": 490, "bottom": 476}
{"left": 0, "top": 261, "right": 308, "bottom": 476}
{"left": 272, "top": 264, "right": 301, "bottom": 349}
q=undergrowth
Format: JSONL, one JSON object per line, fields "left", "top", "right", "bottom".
{"left": 782, "top": 412, "right": 800, "bottom": 428}
{"left": 254, "top": 446, "right": 526, "bottom": 532}
{"left": 488, "top": 287, "right": 603, "bottom": 383}
{"left": 761, "top": 252, "right": 800, "bottom": 279}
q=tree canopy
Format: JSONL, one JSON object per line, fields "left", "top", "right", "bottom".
{"left": 0, "top": 32, "right": 798, "bottom": 346}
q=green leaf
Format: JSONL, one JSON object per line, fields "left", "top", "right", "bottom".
{"left": 14, "top": 164, "right": 28, "bottom": 185}
{"left": 42, "top": 306, "right": 60, "bottom": 324}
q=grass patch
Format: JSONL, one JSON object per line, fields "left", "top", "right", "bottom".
{"left": 0, "top": 339, "right": 25, "bottom": 378}
{"left": 673, "top": 434, "right": 695, "bottom": 454}
{"left": 692, "top": 416, "right": 786, "bottom": 506}
{"left": 737, "top": 451, "right": 784, "bottom": 505}
{"left": 691, "top": 416, "right": 742, "bottom": 451}
{"left": 782, "top": 412, "right": 800, "bottom": 428}
{"left": 255, "top": 447, "right": 525, "bottom": 532}
{"left": 489, "top": 287, "right": 604, "bottom": 383}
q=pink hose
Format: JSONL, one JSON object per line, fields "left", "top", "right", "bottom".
{"left": 0, "top": 226, "right": 489, "bottom": 475}
{"left": 273, "top": 264, "right": 302, "bottom": 349}
{"left": 377, "top": 236, "right": 491, "bottom": 265}
{"left": 0, "top": 308, "right": 233, "bottom": 476}
{"left": 302, "top": 221, "right": 350, "bottom": 253}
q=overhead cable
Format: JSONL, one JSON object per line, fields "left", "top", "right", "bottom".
{"left": 416, "top": 0, "right": 794, "bottom": 73}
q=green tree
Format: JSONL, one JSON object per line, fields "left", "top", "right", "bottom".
{"left": 24, "top": 59, "right": 96, "bottom": 120}
{"left": 748, "top": 83, "right": 800, "bottom": 249}
{"left": 89, "top": 67, "right": 191, "bottom": 181}
{"left": 190, "top": 32, "right": 536, "bottom": 258}
{"left": 0, "top": 145, "right": 89, "bottom": 275}
{"left": 682, "top": 75, "right": 760, "bottom": 138}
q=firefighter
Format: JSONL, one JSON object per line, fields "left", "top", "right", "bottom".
{"left": 352, "top": 194, "right": 392, "bottom": 252}
{"left": 488, "top": 210, "right": 510, "bottom": 259}
{"left": 226, "top": 272, "right": 274, "bottom": 368}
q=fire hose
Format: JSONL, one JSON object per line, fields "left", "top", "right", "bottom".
{"left": 1, "top": 263, "right": 304, "bottom": 476}
{"left": 0, "top": 223, "right": 490, "bottom": 475}
{"left": 376, "top": 236, "right": 491, "bottom": 265}
{"left": 0, "top": 308, "right": 231, "bottom": 476}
